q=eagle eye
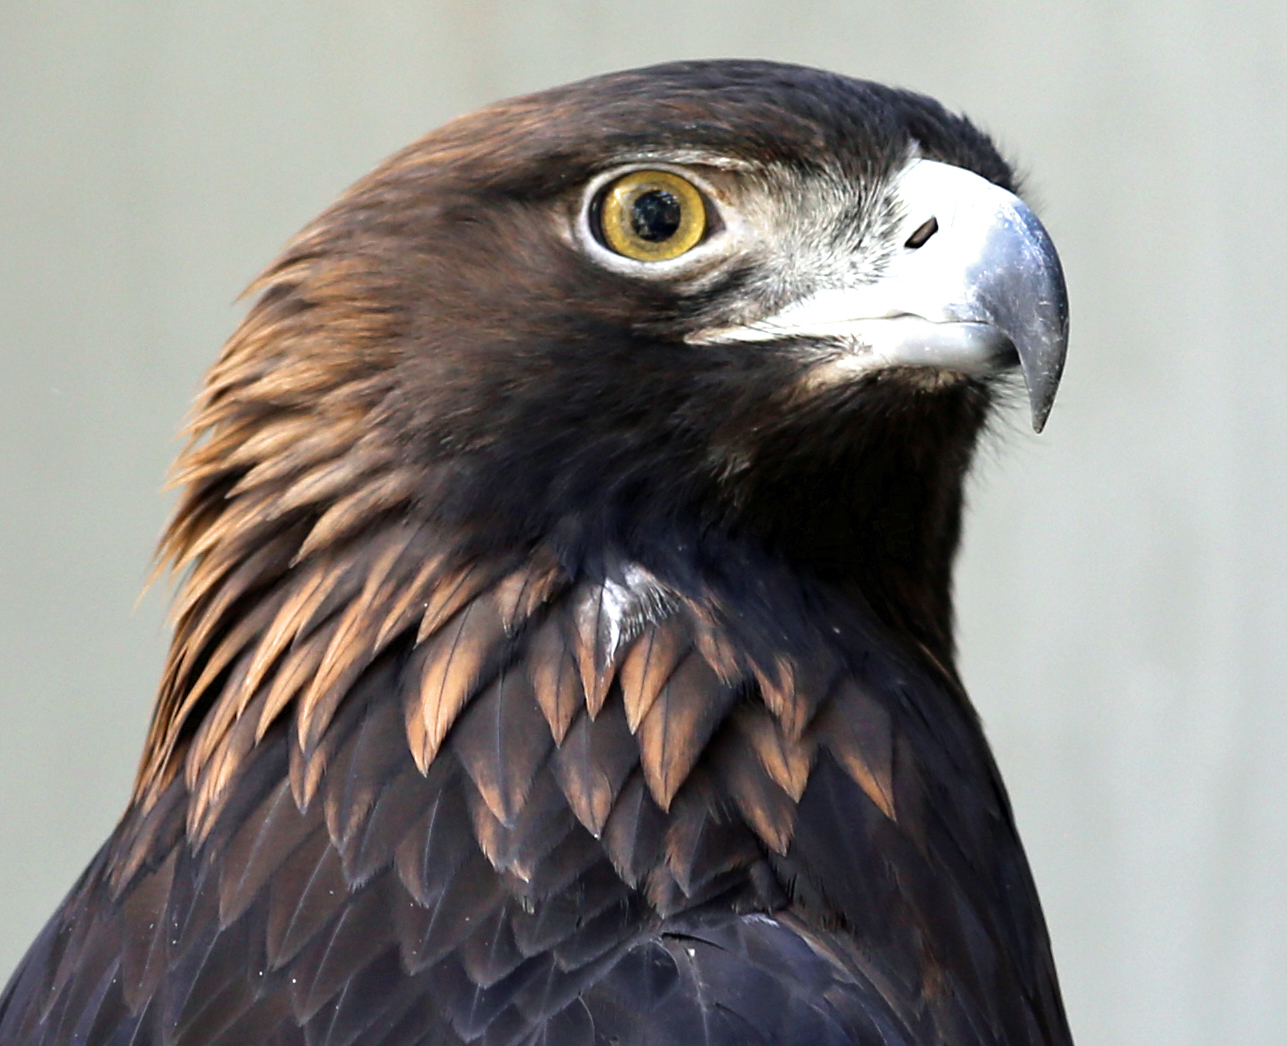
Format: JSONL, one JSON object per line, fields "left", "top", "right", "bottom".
{"left": 597, "top": 170, "right": 707, "bottom": 261}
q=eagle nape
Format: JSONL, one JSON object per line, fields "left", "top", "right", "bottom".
{"left": 0, "top": 60, "right": 1074, "bottom": 1046}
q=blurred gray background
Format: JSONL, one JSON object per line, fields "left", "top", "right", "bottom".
{"left": 2, "top": 2, "right": 1284, "bottom": 1043}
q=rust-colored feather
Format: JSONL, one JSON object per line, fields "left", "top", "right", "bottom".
{"left": 238, "top": 359, "right": 379, "bottom": 411}
{"left": 294, "top": 469, "right": 418, "bottom": 560}
{"left": 183, "top": 644, "right": 263, "bottom": 793}
{"left": 551, "top": 699, "right": 637, "bottom": 838}
{"left": 271, "top": 453, "right": 391, "bottom": 518}
{"left": 187, "top": 679, "right": 263, "bottom": 839}
{"left": 255, "top": 628, "right": 333, "bottom": 741}
{"left": 169, "top": 599, "right": 279, "bottom": 773}
{"left": 636, "top": 653, "right": 734, "bottom": 810}
{"left": 153, "top": 484, "right": 237, "bottom": 579}
{"left": 223, "top": 424, "right": 354, "bottom": 494}
{"left": 165, "top": 511, "right": 275, "bottom": 628}
{"left": 723, "top": 766, "right": 796, "bottom": 855}
{"left": 813, "top": 677, "right": 896, "bottom": 819}
{"left": 572, "top": 584, "right": 628, "bottom": 717}
{"left": 167, "top": 419, "right": 262, "bottom": 486}
{"left": 527, "top": 611, "right": 584, "bottom": 744}
{"left": 406, "top": 596, "right": 508, "bottom": 773}
{"left": 752, "top": 655, "right": 796, "bottom": 730}
{"left": 730, "top": 703, "right": 815, "bottom": 801}
{"left": 166, "top": 537, "right": 293, "bottom": 688}
{"left": 451, "top": 668, "right": 553, "bottom": 826}
{"left": 466, "top": 783, "right": 511, "bottom": 875}
{"left": 689, "top": 604, "right": 743, "bottom": 684}
{"left": 217, "top": 414, "right": 328, "bottom": 472}
{"left": 414, "top": 560, "right": 497, "bottom": 645}
{"left": 752, "top": 649, "right": 837, "bottom": 739}
{"left": 712, "top": 727, "right": 798, "bottom": 854}
{"left": 170, "top": 488, "right": 284, "bottom": 576}
{"left": 295, "top": 531, "right": 417, "bottom": 752}
{"left": 289, "top": 703, "right": 344, "bottom": 810}
{"left": 289, "top": 544, "right": 386, "bottom": 643}
{"left": 373, "top": 554, "right": 442, "bottom": 648}
{"left": 618, "top": 618, "right": 689, "bottom": 733}
{"left": 466, "top": 764, "right": 572, "bottom": 883}
{"left": 240, "top": 559, "right": 346, "bottom": 700}
{"left": 493, "top": 554, "right": 566, "bottom": 635}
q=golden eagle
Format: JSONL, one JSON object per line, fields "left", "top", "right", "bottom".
{"left": 0, "top": 60, "right": 1071, "bottom": 1046}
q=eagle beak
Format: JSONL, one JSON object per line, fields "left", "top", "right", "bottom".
{"left": 692, "top": 159, "right": 1070, "bottom": 431}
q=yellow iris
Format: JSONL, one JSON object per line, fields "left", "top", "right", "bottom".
{"left": 599, "top": 170, "right": 707, "bottom": 261}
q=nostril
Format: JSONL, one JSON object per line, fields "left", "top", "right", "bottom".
{"left": 905, "top": 216, "right": 939, "bottom": 249}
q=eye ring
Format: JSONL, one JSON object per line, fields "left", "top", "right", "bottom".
{"left": 596, "top": 170, "right": 708, "bottom": 261}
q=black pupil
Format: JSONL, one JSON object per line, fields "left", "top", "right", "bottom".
{"left": 630, "top": 189, "right": 683, "bottom": 242}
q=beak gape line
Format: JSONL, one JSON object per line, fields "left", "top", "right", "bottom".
{"left": 692, "top": 159, "right": 1070, "bottom": 432}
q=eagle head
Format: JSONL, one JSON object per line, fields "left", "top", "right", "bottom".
{"left": 146, "top": 58, "right": 1066, "bottom": 831}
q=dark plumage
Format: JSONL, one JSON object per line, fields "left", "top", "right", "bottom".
{"left": 0, "top": 60, "right": 1072, "bottom": 1046}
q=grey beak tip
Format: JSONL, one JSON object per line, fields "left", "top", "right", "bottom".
{"left": 1016, "top": 261, "right": 1069, "bottom": 434}
{"left": 1025, "top": 358, "right": 1064, "bottom": 432}
{"left": 1026, "top": 348, "right": 1065, "bottom": 432}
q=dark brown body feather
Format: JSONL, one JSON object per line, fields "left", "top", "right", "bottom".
{"left": 0, "top": 60, "right": 1071, "bottom": 1046}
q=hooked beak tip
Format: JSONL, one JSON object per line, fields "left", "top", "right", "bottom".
{"left": 1014, "top": 296, "right": 1069, "bottom": 433}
